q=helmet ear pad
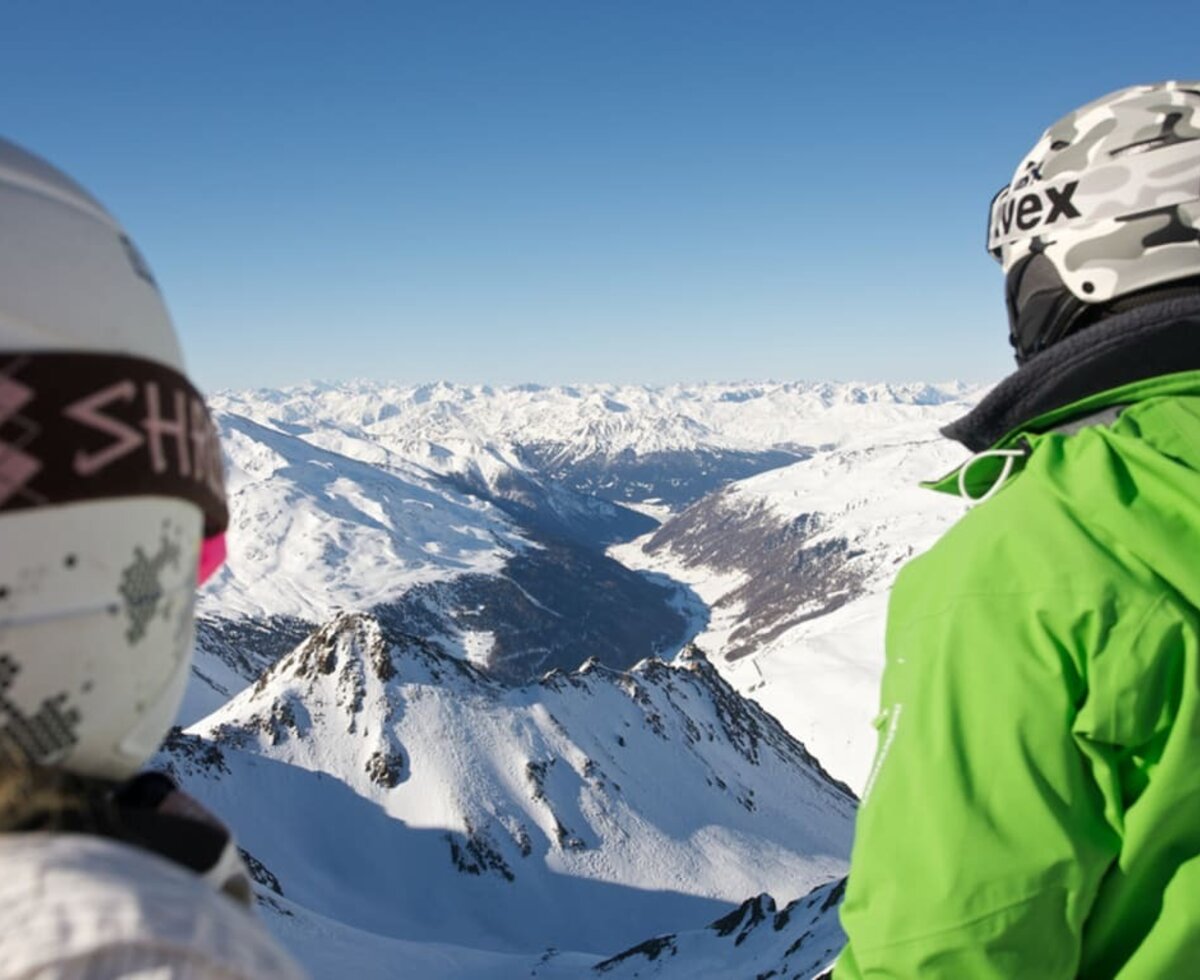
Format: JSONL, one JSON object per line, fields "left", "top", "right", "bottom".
{"left": 1006, "top": 252, "right": 1098, "bottom": 363}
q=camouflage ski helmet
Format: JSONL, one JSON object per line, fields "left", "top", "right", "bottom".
{"left": 988, "top": 81, "right": 1200, "bottom": 362}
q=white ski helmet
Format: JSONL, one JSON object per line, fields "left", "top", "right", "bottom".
{"left": 988, "top": 81, "right": 1200, "bottom": 362}
{"left": 0, "top": 137, "right": 227, "bottom": 780}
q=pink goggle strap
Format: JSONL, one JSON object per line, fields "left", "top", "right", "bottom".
{"left": 197, "top": 533, "right": 228, "bottom": 586}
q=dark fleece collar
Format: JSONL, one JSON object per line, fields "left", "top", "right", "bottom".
{"left": 18, "top": 770, "right": 230, "bottom": 877}
{"left": 944, "top": 294, "right": 1200, "bottom": 452}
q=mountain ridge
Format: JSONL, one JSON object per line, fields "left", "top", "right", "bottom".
{"left": 164, "top": 609, "right": 854, "bottom": 966}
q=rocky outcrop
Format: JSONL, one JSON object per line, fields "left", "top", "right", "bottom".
{"left": 643, "top": 492, "right": 868, "bottom": 660}
{"left": 593, "top": 878, "right": 847, "bottom": 979}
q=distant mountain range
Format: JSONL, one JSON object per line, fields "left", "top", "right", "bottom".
{"left": 177, "top": 380, "right": 984, "bottom": 977}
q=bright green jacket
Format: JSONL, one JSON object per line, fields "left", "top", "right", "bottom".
{"left": 838, "top": 373, "right": 1200, "bottom": 978}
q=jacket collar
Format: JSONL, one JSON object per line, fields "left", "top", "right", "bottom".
{"left": 944, "top": 293, "right": 1200, "bottom": 453}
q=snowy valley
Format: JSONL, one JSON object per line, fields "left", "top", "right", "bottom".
{"left": 174, "top": 380, "right": 982, "bottom": 978}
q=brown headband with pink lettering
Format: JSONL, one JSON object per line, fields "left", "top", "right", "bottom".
{"left": 0, "top": 352, "right": 228, "bottom": 539}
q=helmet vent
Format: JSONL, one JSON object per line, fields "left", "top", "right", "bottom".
{"left": 1109, "top": 111, "right": 1198, "bottom": 158}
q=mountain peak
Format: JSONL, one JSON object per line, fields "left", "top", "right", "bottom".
{"left": 177, "top": 608, "right": 855, "bottom": 957}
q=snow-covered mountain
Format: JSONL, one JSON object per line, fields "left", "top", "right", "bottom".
{"left": 185, "top": 406, "right": 694, "bottom": 719}
{"left": 190, "top": 381, "right": 979, "bottom": 721}
{"left": 190, "top": 378, "right": 984, "bottom": 778}
{"left": 208, "top": 411, "right": 528, "bottom": 622}
{"left": 163, "top": 611, "right": 854, "bottom": 973}
{"left": 215, "top": 379, "right": 971, "bottom": 451}
{"left": 174, "top": 378, "right": 986, "bottom": 977}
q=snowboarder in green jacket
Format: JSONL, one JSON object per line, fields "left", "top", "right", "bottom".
{"left": 837, "top": 81, "right": 1200, "bottom": 978}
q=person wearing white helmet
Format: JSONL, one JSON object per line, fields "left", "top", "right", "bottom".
{"left": 837, "top": 82, "right": 1200, "bottom": 976}
{"left": 0, "top": 138, "right": 304, "bottom": 978}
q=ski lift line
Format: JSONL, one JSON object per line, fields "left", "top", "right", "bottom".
{"left": 499, "top": 576, "right": 565, "bottom": 619}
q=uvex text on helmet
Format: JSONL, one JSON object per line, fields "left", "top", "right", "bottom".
{"left": 987, "top": 81, "right": 1200, "bottom": 361}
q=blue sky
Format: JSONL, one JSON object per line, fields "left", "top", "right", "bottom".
{"left": 2, "top": 1, "right": 1196, "bottom": 391}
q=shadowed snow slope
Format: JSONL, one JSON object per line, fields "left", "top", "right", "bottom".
{"left": 165, "top": 612, "right": 854, "bottom": 960}
{"left": 246, "top": 878, "right": 847, "bottom": 980}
